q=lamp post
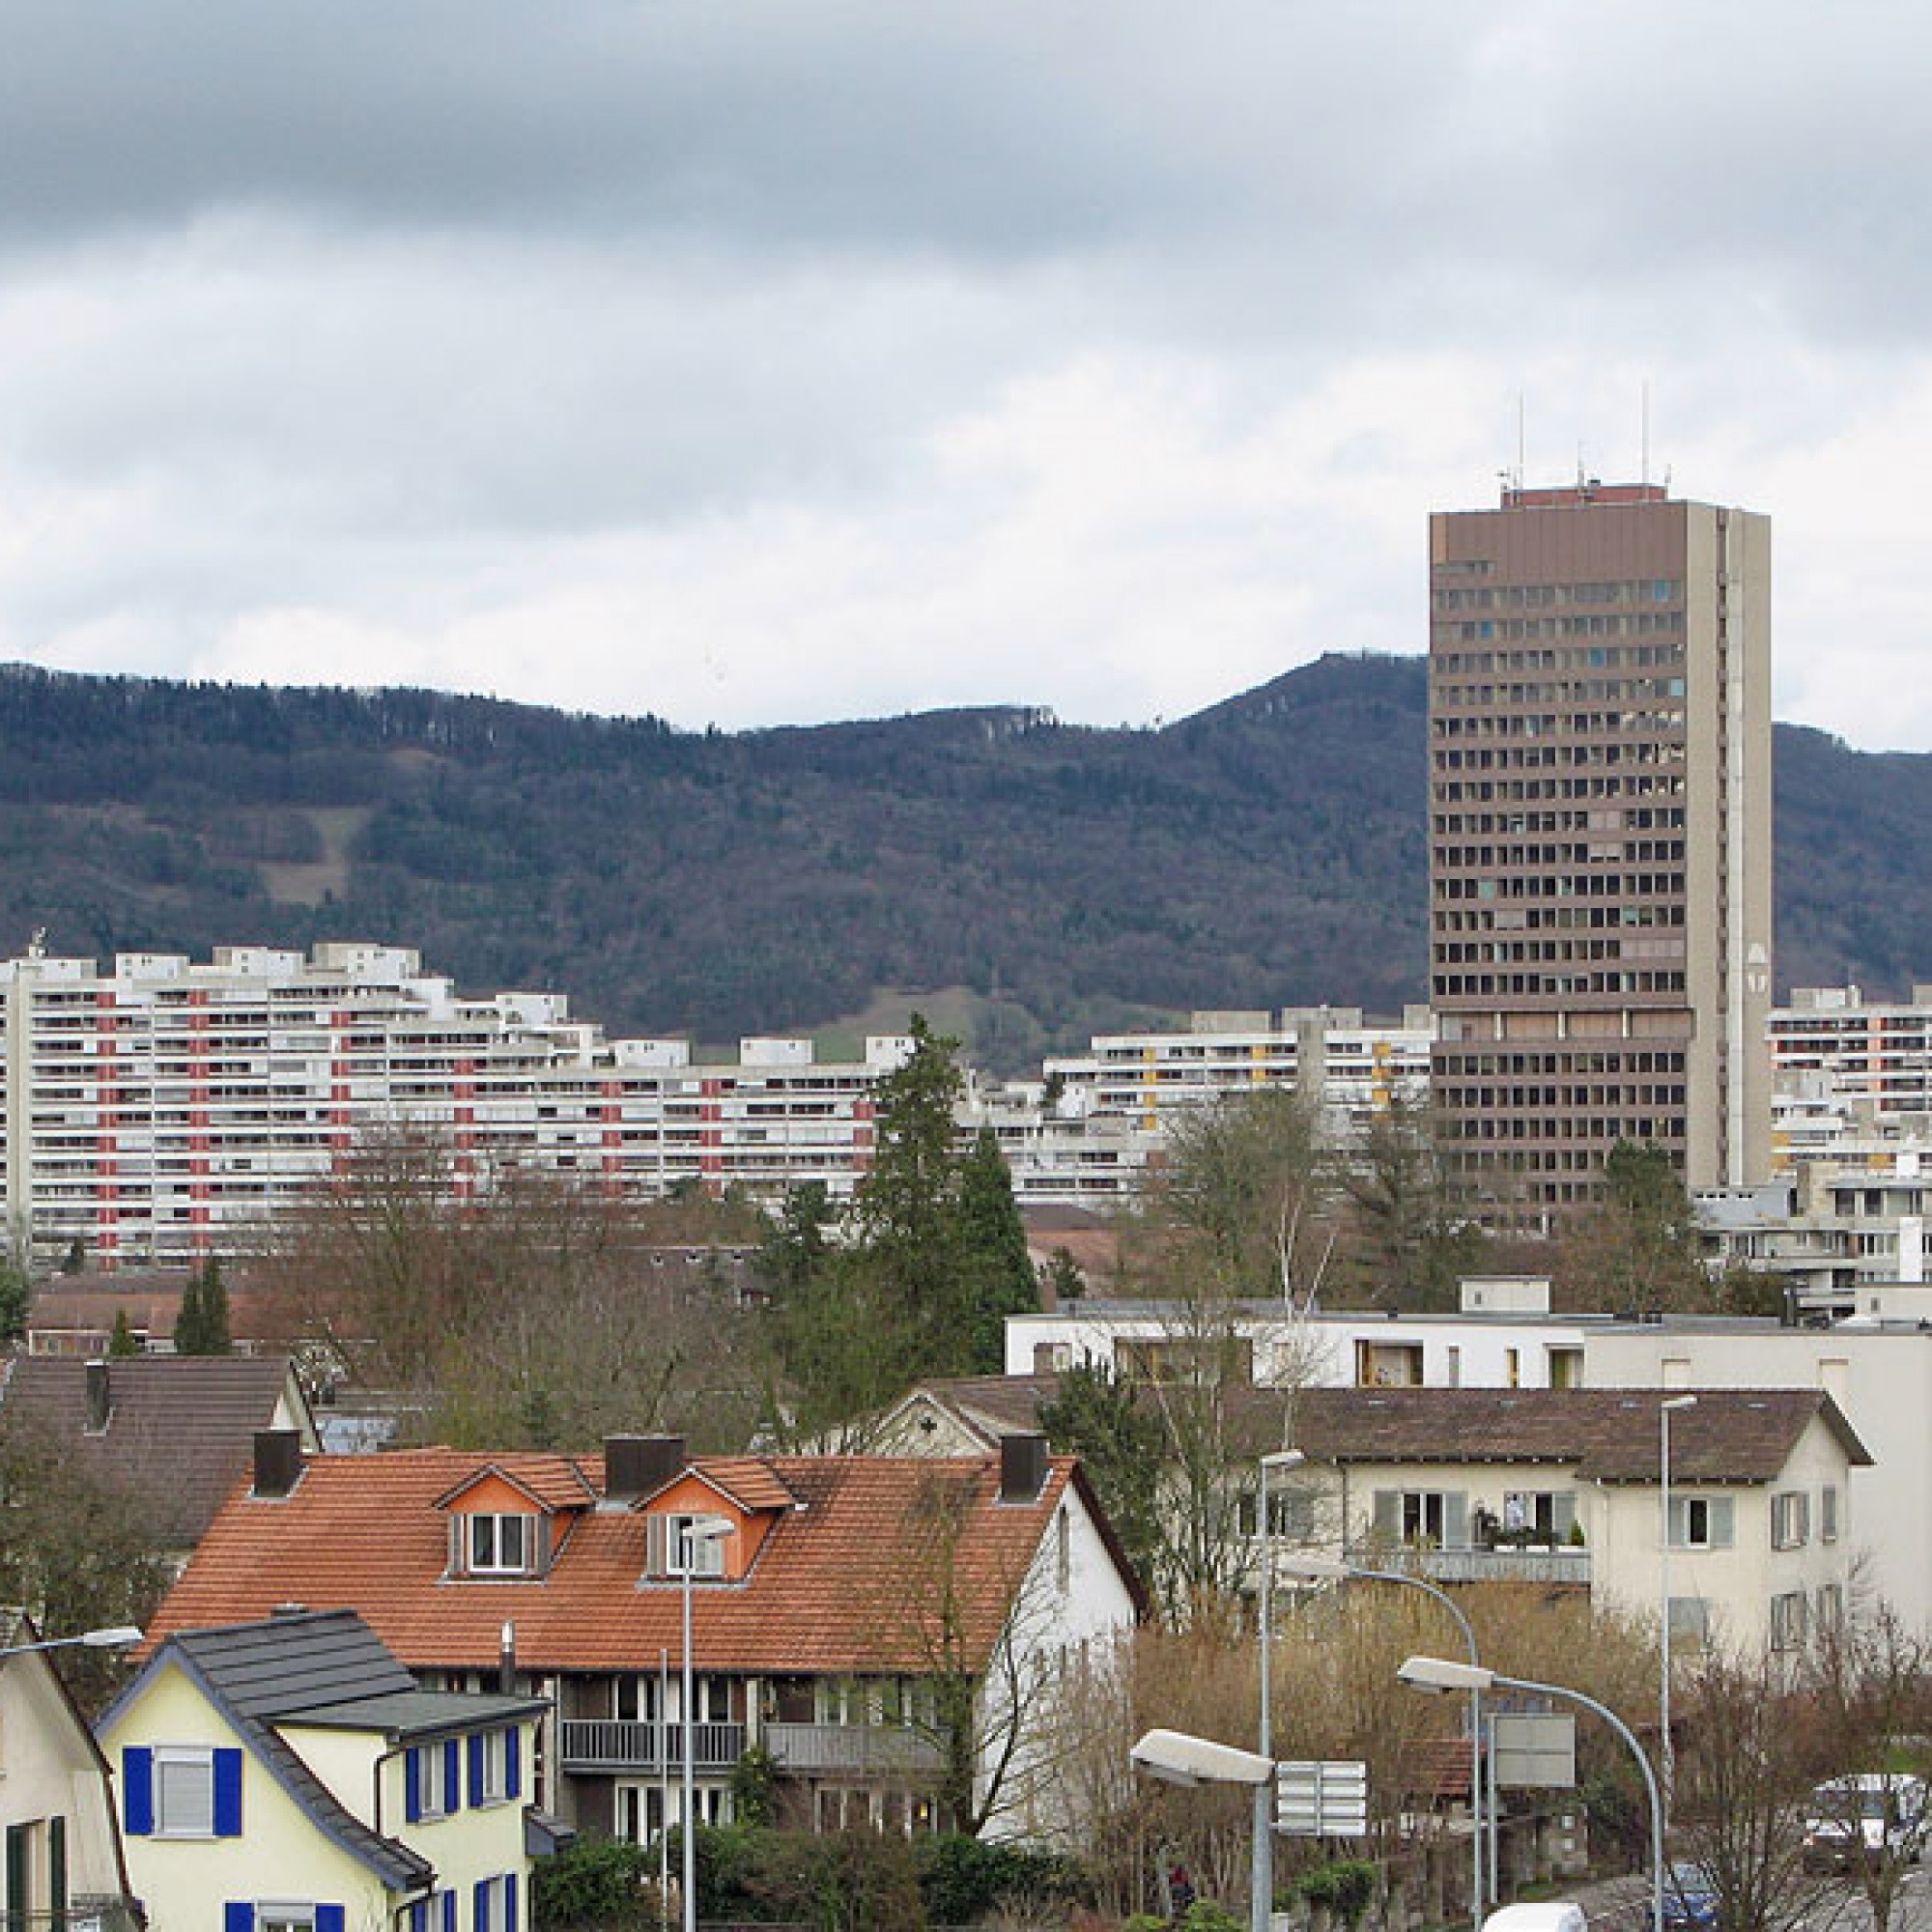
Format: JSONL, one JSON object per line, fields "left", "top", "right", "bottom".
{"left": 1280, "top": 1554, "right": 1485, "bottom": 1927}
{"left": 0, "top": 1624, "right": 143, "bottom": 1659}
{"left": 678, "top": 1516, "right": 733, "bottom": 1932}
{"left": 1400, "top": 1655, "right": 1665, "bottom": 1932}
{"left": 1659, "top": 1394, "right": 1697, "bottom": 1811}
{"left": 1254, "top": 1450, "right": 1305, "bottom": 1932}
{"left": 1132, "top": 1728, "right": 1275, "bottom": 1922}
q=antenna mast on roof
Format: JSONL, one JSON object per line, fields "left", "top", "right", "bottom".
{"left": 1640, "top": 380, "right": 1651, "bottom": 489}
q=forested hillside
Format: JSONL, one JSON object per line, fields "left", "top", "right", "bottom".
{"left": 0, "top": 654, "right": 1921, "bottom": 1068}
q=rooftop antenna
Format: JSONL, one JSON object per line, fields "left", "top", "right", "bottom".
{"left": 1640, "top": 379, "right": 1651, "bottom": 489}
{"left": 1517, "top": 392, "right": 1526, "bottom": 490}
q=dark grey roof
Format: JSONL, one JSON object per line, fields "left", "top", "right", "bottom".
{"left": 0, "top": 1354, "right": 309, "bottom": 1546}
{"left": 135, "top": 1608, "right": 541, "bottom": 1891}
{"left": 293, "top": 1690, "right": 549, "bottom": 1741}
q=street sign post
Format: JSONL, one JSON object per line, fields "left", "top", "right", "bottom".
{"left": 1492, "top": 1713, "right": 1577, "bottom": 1790}
{"left": 1276, "top": 1759, "right": 1369, "bottom": 1836}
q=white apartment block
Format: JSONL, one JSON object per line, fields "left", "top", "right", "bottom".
{"left": 0, "top": 946, "right": 1441, "bottom": 1262}
{"left": 1040, "top": 1006, "right": 1433, "bottom": 1138}
{"left": 1771, "top": 984, "right": 1932, "bottom": 1122}
{"left": 0, "top": 944, "right": 915, "bottom": 1266}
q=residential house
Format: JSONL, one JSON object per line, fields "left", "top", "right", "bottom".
{"left": 1272, "top": 1386, "right": 1870, "bottom": 1654}
{"left": 885, "top": 1378, "right": 1870, "bottom": 1655}
{"left": 1, "top": 1615, "right": 141, "bottom": 1932}
{"left": 144, "top": 1433, "right": 1144, "bottom": 1848}
{"left": 98, "top": 1608, "right": 545, "bottom": 1932}
{"left": 0, "top": 1355, "right": 320, "bottom": 1571}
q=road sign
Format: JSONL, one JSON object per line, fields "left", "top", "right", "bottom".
{"left": 1492, "top": 1712, "right": 1577, "bottom": 1789}
{"left": 1276, "top": 1758, "right": 1369, "bottom": 1835}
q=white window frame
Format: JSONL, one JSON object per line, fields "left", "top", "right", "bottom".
{"left": 259, "top": 1907, "right": 318, "bottom": 1932}
{"left": 154, "top": 1745, "right": 216, "bottom": 1838}
{"left": 476, "top": 1727, "right": 510, "bottom": 1805}
{"left": 467, "top": 1512, "right": 537, "bottom": 1577}
{"left": 1821, "top": 1485, "right": 1840, "bottom": 1544}
{"left": 1772, "top": 1490, "right": 1810, "bottom": 1551}
{"left": 420, "top": 1740, "right": 453, "bottom": 1819}
{"left": 1771, "top": 1590, "right": 1808, "bottom": 1653}
{"left": 1670, "top": 1494, "right": 1734, "bottom": 1550}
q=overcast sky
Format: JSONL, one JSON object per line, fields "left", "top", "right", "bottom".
{"left": 0, "top": 4, "right": 1926, "bottom": 746}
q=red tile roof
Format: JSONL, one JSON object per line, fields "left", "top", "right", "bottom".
{"left": 148, "top": 1449, "right": 1086, "bottom": 1678}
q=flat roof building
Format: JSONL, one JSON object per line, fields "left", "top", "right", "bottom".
{"left": 1428, "top": 481, "right": 1774, "bottom": 1224}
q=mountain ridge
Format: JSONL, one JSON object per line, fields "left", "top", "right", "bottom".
{"left": 0, "top": 653, "right": 1919, "bottom": 1070}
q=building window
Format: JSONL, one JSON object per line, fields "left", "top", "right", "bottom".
{"left": 259, "top": 1909, "right": 318, "bottom": 1932}
{"left": 1771, "top": 1591, "right": 1808, "bottom": 1652}
{"left": 406, "top": 1740, "right": 461, "bottom": 1822}
{"left": 1373, "top": 1489, "right": 1467, "bottom": 1548}
{"left": 472, "top": 1874, "right": 519, "bottom": 1932}
{"left": 469, "top": 1726, "right": 519, "bottom": 1805}
{"left": 645, "top": 1513, "right": 730, "bottom": 1578}
{"left": 1772, "top": 1491, "right": 1810, "bottom": 1550}
{"left": 465, "top": 1513, "right": 538, "bottom": 1577}
{"left": 1668, "top": 1495, "right": 1734, "bottom": 1549}
{"left": 1821, "top": 1485, "right": 1840, "bottom": 1544}
{"left": 1815, "top": 1583, "right": 1845, "bottom": 1635}
{"left": 1667, "top": 1597, "right": 1709, "bottom": 1649}
{"left": 156, "top": 1746, "right": 217, "bottom": 1836}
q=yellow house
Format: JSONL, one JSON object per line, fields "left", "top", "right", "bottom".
{"left": 98, "top": 1609, "right": 546, "bottom": 1932}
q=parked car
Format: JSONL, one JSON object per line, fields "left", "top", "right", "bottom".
{"left": 1483, "top": 1906, "right": 1586, "bottom": 1932}
{"left": 1802, "top": 1773, "right": 1929, "bottom": 1872}
{"left": 1662, "top": 1861, "right": 1719, "bottom": 1932}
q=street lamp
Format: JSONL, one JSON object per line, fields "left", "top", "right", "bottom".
{"left": 1132, "top": 1728, "right": 1275, "bottom": 1924}
{"left": 1659, "top": 1394, "right": 1697, "bottom": 1810}
{"left": 1254, "top": 1450, "right": 1305, "bottom": 1932}
{"left": 1400, "top": 1655, "right": 1665, "bottom": 1932}
{"left": 1280, "top": 1554, "right": 1485, "bottom": 1927}
{"left": 678, "top": 1516, "right": 734, "bottom": 1932}
{"left": 0, "top": 1624, "right": 143, "bottom": 1658}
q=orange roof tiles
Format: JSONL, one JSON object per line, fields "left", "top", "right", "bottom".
{"left": 149, "top": 1448, "right": 1078, "bottom": 1680}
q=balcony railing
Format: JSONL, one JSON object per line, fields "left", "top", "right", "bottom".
{"left": 1345, "top": 1544, "right": 1591, "bottom": 1587}
{"left": 4, "top": 1903, "right": 145, "bottom": 1932}
{"left": 557, "top": 1718, "right": 745, "bottom": 1774}
{"left": 762, "top": 1721, "right": 947, "bottom": 1776}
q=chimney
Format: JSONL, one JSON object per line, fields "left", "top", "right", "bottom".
{"left": 999, "top": 1433, "right": 1048, "bottom": 1504}
{"left": 605, "top": 1435, "right": 685, "bottom": 1504}
{"left": 252, "top": 1429, "right": 303, "bottom": 1498}
{"left": 499, "top": 1619, "right": 517, "bottom": 1694}
{"left": 84, "top": 1359, "right": 110, "bottom": 1434}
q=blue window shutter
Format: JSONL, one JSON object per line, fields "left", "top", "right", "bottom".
{"left": 442, "top": 1891, "right": 457, "bottom": 1932}
{"left": 469, "top": 1731, "right": 485, "bottom": 1806}
{"left": 224, "top": 1907, "right": 254, "bottom": 1932}
{"left": 410, "top": 1905, "right": 427, "bottom": 1932}
{"left": 505, "top": 1872, "right": 518, "bottom": 1932}
{"left": 317, "top": 1907, "right": 345, "bottom": 1932}
{"left": 405, "top": 1747, "right": 422, "bottom": 1823}
{"left": 474, "top": 1880, "right": 490, "bottom": 1932}
{"left": 444, "top": 1738, "right": 461, "bottom": 1808}
{"left": 123, "top": 1747, "right": 155, "bottom": 1835}
{"left": 505, "top": 1726, "right": 521, "bottom": 1800}
{"left": 213, "top": 1747, "right": 244, "bottom": 1835}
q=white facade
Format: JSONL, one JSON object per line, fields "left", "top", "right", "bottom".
{"left": 1583, "top": 1321, "right": 1932, "bottom": 1628}
{"left": 1292, "top": 1406, "right": 1856, "bottom": 1656}
{"left": 0, "top": 944, "right": 916, "bottom": 1265}
{"left": 1006, "top": 1297, "right": 1592, "bottom": 1393}
{"left": 1772, "top": 985, "right": 1932, "bottom": 1120}
{"left": 1, "top": 1643, "right": 136, "bottom": 1922}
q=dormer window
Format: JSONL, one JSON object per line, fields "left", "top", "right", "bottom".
{"left": 645, "top": 1512, "right": 730, "bottom": 1579}
{"left": 465, "top": 1513, "right": 538, "bottom": 1577}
